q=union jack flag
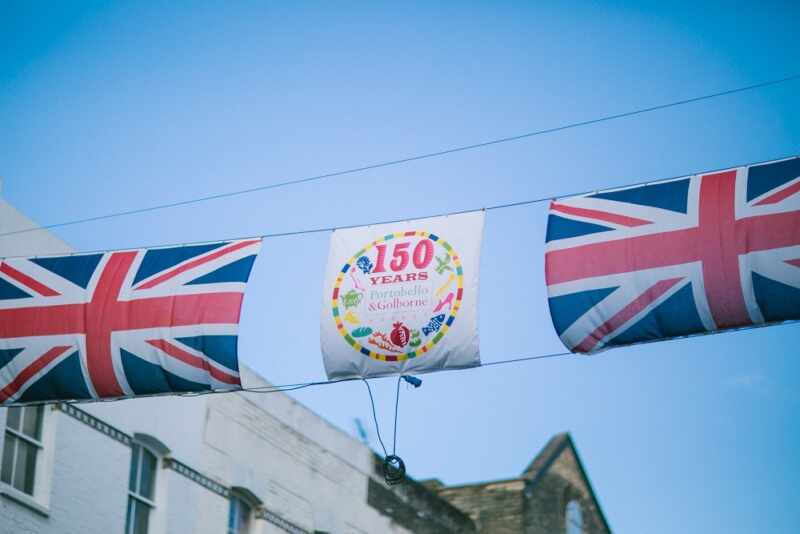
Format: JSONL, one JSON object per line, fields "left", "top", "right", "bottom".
{"left": 545, "top": 157, "right": 800, "bottom": 353}
{"left": 0, "top": 239, "right": 262, "bottom": 404}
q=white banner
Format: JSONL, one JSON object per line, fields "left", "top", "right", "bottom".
{"left": 320, "top": 211, "right": 484, "bottom": 379}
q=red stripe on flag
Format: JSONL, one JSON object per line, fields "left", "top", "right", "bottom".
{"left": 787, "top": 259, "right": 800, "bottom": 268}
{"left": 0, "top": 263, "right": 60, "bottom": 297}
{"left": 753, "top": 180, "right": 800, "bottom": 205}
{"left": 136, "top": 239, "right": 259, "bottom": 290}
{"left": 546, "top": 210, "right": 800, "bottom": 285}
{"left": 0, "top": 346, "right": 72, "bottom": 402}
{"left": 697, "top": 172, "right": 753, "bottom": 328}
{"left": 551, "top": 203, "right": 652, "bottom": 228}
{"left": 146, "top": 339, "right": 240, "bottom": 385}
{"left": 575, "top": 278, "right": 683, "bottom": 353}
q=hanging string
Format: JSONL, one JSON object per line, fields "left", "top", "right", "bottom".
{"left": 393, "top": 375, "right": 402, "bottom": 456}
{"left": 361, "top": 376, "right": 415, "bottom": 485}
{"left": 384, "top": 375, "right": 407, "bottom": 485}
{"left": 362, "top": 378, "right": 389, "bottom": 457}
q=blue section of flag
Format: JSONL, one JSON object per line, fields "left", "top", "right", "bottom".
{"left": 1, "top": 238, "right": 259, "bottom": 405}
{"left": 31, "top": 254, "right": 103, "bottom": 289}
{"left": 133, "top": 242, "right": 226, "bottom": 285}
{"left": 187, "top": 255, "right": 256, "bottom": 285}
{"left": 174, "top": 335, "right": 239, "bottom": 370}
{"left": 0, "top": 348, "right": 24, "bottom": 372}
{"left": 606, "top": 283, "right": 706, "bottom": 347}
{"left": 0, "top": 278, "right": 31, "bottom": 299}
{"left": 546, "top": 157, "right": 800, "bottom": 354}
{"left": 121, "top": 349, "right": 211, "bottom": 395}
{"left": 589, "top": 178, "right": 690, "bottom": 213}
{"left": 752, "top": 272, "right": 800, "bottom": 322}
{"left": 545, "top": 214, "right": 613, "bottom": 242}
{"left": 17, "top": 352, "right": 93, "bottom": 403}
{"left": 746, "top": 158, "right": 800, "bottom": 202}
{"left": 548, "top": 286, "right": 618, "bottom": 335}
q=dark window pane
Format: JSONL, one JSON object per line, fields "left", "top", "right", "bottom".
{"left": 13, "top": 440, "right": 37, "bottom": 495}
{"left": 228, "top": 497, "right": 251, "bottom": 534}
{"left": 6, "top": 407, "right": 21, "bottom": 431}
{"left": 129, "top": 445, "right": 140, "bottom": 492}
{"left": 228, "top": 498, "right": 237, "bottom": 529}
{"left": 1, "top": 433, "right": 16, "bottom": 484}
{"left": 134, "top": 499, "right": 151, "bottom": 534}
{"left": 21, "top": 406, "right": 42, "bottom": 440}
{"left": 237, "top": 499, "right": 251, "bottom": 533}
{"left": 139, "top": 448, "right": 156, "bottom": 500}
{"left": 126, "top": 498, "right": 134, "bottom": 534}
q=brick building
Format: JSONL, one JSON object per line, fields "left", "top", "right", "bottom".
{"left": 0, "top": 197, "right": 610, "bottom": 533}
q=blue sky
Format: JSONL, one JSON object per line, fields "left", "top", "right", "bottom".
{"left": 2, "top": 1, "right": 799, "bottom": 532}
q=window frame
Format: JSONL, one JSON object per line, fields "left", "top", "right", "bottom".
{"left": 125, "top": 442, "right": 159, "bottom": 534}
{"left": 1, "top": 406, "right": 44, "bottom": 496}
{"left": 565, "top": 498, "right": 584, "bottom": 534}
{"left": 228, "top": 495, "right": 252, "bottom": 534}
{"left": 227, "top": 487, "right": 262, "bottom": 534}
{"left": 0, "top": 405, "right": 55, "bottom": 516}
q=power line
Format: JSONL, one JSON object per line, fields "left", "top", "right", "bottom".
{"left": 13, "top": 350, "right": 573, "bottom": 408}
{"left": 1, "top": 152, "right": 796, "bottom": 261}
{"left": 11, "top": 317, "right": 799, "bottom": 408}
{"left": 238, "top": 350, "right": 572, "bottom": 395}
{"left": 2, "top": 73, "right": 798, "bottom": 240}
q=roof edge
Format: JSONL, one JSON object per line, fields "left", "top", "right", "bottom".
{"left": 525, "top": 433, "right": 612, "bottom": 533}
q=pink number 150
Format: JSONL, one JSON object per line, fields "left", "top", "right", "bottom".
{"left": 372, "top": 239, "right": 434, "bottom": 273}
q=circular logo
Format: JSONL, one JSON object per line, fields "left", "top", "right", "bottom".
{"left": 331, "top": 230, "right": 464, "bottom": 362}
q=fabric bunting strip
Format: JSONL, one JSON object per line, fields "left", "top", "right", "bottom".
{"left": 320, "top": 212, "right": 484, "bottom": 379}
{"left": 0, "top": 238, "right": 262, "bottom": 405}
{"left": 545, "top": 156, "right": 800, "bottom": 353}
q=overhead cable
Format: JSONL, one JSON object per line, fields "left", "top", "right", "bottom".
{"left": 2, "top": 73, "right": 798, "bottom": 239}
{"left": 2, "top": 152, "right": 796, "bottom": 261}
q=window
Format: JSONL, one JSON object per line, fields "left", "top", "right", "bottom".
{"left": 126, "top": 443, "right": 158, "bottom": 534}
{"left": 228, "top": 494, "right": 252, "bottom": 534}
{"left": 566, "top": 499, "right": 583, "bottom": 534}
{"left": 1, "top": 406, "right": 44, "bottom": 496}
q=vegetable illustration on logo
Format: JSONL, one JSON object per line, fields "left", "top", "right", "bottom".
{"left": 390, "top": 321, "right": 411, "bottom": 348}
{"left": 435, "top": 254, "right": 453, "bottom": 274}
{"left": 341, "top": 290, "right": 363, "bottom": 309}
{"left": 409, "top": 330, "right": 421, "bottom": 348}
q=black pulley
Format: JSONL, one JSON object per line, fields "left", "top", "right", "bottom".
{"left": 382, "top": 454, "right": 406, "bottom": 485}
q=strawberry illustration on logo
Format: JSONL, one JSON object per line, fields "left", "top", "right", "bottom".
{"left": 390, "top": 321, "right": 411, "bottom": 348}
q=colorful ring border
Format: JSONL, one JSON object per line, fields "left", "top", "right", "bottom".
{"left": 331, "top": 230, "right": 464, "bottom": 362}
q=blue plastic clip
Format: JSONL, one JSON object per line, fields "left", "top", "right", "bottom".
{"left": 401, "top": 375, "right": 422, "bottom": 388}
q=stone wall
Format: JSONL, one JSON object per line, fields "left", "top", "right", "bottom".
{"left": 522, "top": 438, "right": 610, "bottom": 534}
{"left": 366, "top": 455, "right": 476, "bottom": 533}
{"left": 430, "top": 434, "right": 612, "bottom": 534}
{"left": 434, "top": 478, "right": 525, "bottom": 533}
